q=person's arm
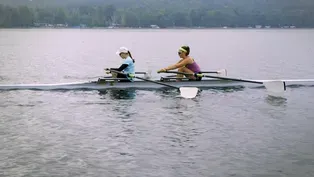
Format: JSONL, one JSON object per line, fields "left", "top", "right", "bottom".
{"left": 110, "top": 57, "right": 133, "bottom": 72}
{"left": 165, "top": 58, "right": 192, "bottom": 70}
{"left": 110, "top": 64, "right": 128, "bottom": 72}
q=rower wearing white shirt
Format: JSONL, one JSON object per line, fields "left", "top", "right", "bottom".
{"left": 105, "top": 47, "right": 135, "bottom": 82}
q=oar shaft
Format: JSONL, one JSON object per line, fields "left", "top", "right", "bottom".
{"left": 134, "top": 76, "right": 178, "bottom": 89}
{"left": 165, "top": 71, "right": 218, "bottom": 74}
{"left": 166, "top": 71, "right": 263, "bottom": 84}
{"left": 135, "top": 72, "right": 148, "bottom": 74}
{"left": 110, "top": 70, "right": 179, "bottom": 89}
{"left": 202, "top": 75, "right": 263, "bottom": 84}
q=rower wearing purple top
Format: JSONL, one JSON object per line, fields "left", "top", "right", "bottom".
{"left": 157, "top": 46, "right": 202, "bottom": 81}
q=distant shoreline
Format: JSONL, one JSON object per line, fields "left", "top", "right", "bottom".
{"left": 1, "top": 27, "right": 313, "bottom": 30}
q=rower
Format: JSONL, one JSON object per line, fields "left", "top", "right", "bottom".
{"left": 105, "top": 47, "right": 135, "bottom": 82}
{"left": 157, "top": 45, "right": 202, "bottom": 81}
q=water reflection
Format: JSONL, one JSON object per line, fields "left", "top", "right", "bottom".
{"left": 157, "top": 96, "right": 204, "bottom": 153}
{"left": 98, "top": 89, "right": 137, "bottom": 100}
{"left": 97, "top": 89, "right": 136, "bottom": 169}
{"left": 96, "top": 86, "right": 246, "bottom": 100}
{"left": 98, "top": 89, "right": 137, "bottom": 120}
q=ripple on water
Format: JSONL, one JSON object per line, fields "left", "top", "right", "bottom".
{"left": 0, "top": 75, "right": 7, "bottom": 81}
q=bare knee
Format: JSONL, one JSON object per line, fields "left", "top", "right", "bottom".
{"left": 178, "top": 67, "right": 184, "bottom": 72}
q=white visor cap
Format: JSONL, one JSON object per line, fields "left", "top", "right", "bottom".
{"left": 116, "top": 47, "right": 129, "bottom": 55}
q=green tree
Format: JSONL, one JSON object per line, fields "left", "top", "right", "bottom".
{"left": 54, "top": 8, "right": 67, "bottom": 24}
{"left": 121, "top": 11, "right": 139, "bottom": 27}
{"left": 1, "top": 0, "right": 314, "bottom": 28}
{"left": 104, "top": 4, "right": 116, "bottom": 25}
{"left": 18, "top": 6, "right": 34, "bottom": 27}
{"left": 36, "top": 8, "right": 54, "bottom": 24}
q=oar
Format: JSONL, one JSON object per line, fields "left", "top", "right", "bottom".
{"left": 166, "top": 71, "right": 217, "bottom": 74}
{"left": 104, "top": 69, "right": 152, "bottom": 79}
{"left": 164, "top": 69, "right": 227, "bottom": 76}
{"left": 110, "top": 70, "right": 199, "bottom": 98}
{"left": 164, "top": 71, "right": 286, "bottom": 93}
{"left": 87, "top": 71, "right": 152, "bottom": 79}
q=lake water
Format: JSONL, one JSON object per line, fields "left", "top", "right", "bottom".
{"left": 1, "top": 29, "right": 314, "bottom": 177}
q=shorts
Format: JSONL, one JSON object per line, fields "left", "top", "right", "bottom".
{"left": 117, "top": 73, "right": 132, "bottom": 82}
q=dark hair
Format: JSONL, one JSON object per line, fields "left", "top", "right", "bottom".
{"left": 127, "top": 51, "right": 135, "bottom": 63}
{"left": 181, "top": 46, "right": 190, "bottom": 55}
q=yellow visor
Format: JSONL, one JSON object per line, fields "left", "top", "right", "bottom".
{"left": 179, "top": 47, "right": 187, "bottom": 53}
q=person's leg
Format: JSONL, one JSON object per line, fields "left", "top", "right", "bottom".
{"left": 117, "top": 73, "right": 132, "bottom": 82}
{"left": 111, "top": 72, "right": 128, "bottom": 79}
{"left": 176, "top": 67, "right": 185, "bottom": 81}
{"left": 178, "top": 67, "right": 197, "bottom": 80}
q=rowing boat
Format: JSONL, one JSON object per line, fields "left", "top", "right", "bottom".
{"left": 1, "top": 69, "right": 314, "bottom": 96}
{"left": 0, "top": 77, "right": 313, "bottom": 91}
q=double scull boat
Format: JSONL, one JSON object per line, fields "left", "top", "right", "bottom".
{"left": 0, "top": 71, "right": 313, "bottom": 91}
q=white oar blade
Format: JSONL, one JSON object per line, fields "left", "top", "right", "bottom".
{"left": 179, "top": 87, "right": 199, "bottom": 98}
{"left": 144, "top": 69, "right": 152, "bottom": 79}
{"left": 263, "top": 81, "right": 286, "bottom": 96}
{"left": 217, "top": 69, "right": 227, "bottom": 77}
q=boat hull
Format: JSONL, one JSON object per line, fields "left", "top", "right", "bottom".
{"left": 0, "top": 79, "right": 313, "bottom": 91}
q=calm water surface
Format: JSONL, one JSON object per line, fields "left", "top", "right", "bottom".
{"left": 0, "top": 29, "right": 314, "bottom": 177}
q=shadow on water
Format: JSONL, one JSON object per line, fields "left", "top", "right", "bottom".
{"left": 98, "top": 89, "right": 137, "bottom": 100}
{"left": 206, "top": 86, "right": 246, "bottom": 93}
{"left": 265, "top": 95, "right": 287, "bottom": 107}
{"left": 153, "top": 88, "right": 181, "bottom": 98}
{"left": 288, "top": 84, "right": 314, "bottom": 88}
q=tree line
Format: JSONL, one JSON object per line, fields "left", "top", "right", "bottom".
{"left": 0, "top": 3, "right": 314, "bottom": 28}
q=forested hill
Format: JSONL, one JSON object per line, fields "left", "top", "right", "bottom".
{"left": 1, "top": 0, "right": 314, "bottom": 28}
{"left": 2, "top": 0, "right": 314, "bottom": 8}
